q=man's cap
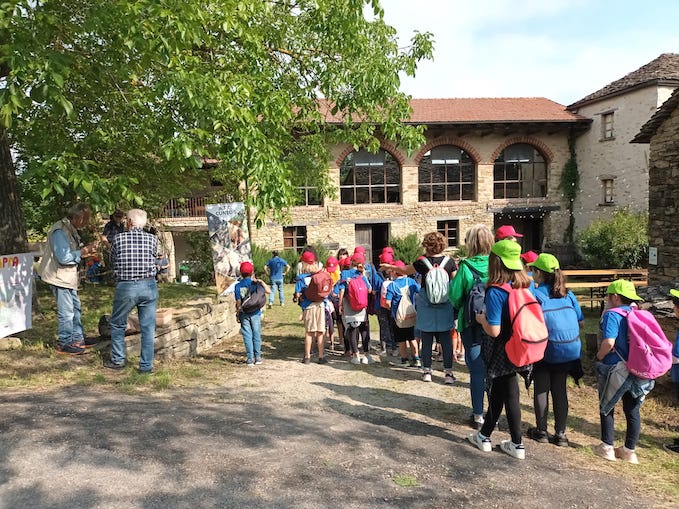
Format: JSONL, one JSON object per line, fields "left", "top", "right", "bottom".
{"left": 606, "top": 279, "right": 643, "bottom": 301}
{"left": 495, "top": 225, "right": 523, "bottom": 240}
{"left": 300, "top": 251, "right": 316, "bottom": 264}
{"left": 491, "top": 240, "right": 523, "bottom": 271}
{"left": 239, "top": 261, "right": 254, "bottom": 275}
{"left": 527, "top": 253, "right": 560, "bottom": 273}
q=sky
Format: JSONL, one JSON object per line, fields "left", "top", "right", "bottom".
{"left": 377, "top": 0, "right": 679, "bottom": 106}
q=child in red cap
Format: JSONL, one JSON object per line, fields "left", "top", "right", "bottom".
{"left": 234, "top": 261, "right": 271, "bottom": 367}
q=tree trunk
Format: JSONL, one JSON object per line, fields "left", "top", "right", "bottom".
{"left": 0, "top": 127, "right": 28, "bottom": 254}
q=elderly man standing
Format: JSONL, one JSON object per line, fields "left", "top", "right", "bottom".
{"left": 38, "top": 203, "right": 98, "bottom": 355}
{"left": 104, "top": 208, "right": 159, "bottom": 373}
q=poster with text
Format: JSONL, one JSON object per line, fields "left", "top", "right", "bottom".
{"left": 0, "top": 253, "right": 34, "bottom": 338}
{"left": 205, "top": 203, "right": 251, "bottom": 295}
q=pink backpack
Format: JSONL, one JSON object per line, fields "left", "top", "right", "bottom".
{"left": 347, "top": 276, "right": 369, "bottom": 311}
{"left": 608, "top": 306, "right": 672, "bottom": 379}
{"left": 494, "top": 283, "right": 549, "bottom": 368}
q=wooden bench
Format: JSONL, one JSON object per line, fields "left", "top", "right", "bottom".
{"left": 561, "top": 269, "right": 648, "bottom": 311}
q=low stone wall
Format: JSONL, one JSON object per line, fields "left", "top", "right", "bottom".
{"left": 123, "top": 296, "right": 240, "bottom": 359}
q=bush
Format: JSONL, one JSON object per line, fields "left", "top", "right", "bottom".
{"left": 390, "top": 234, "right": 422, "bottom": 264}
{"left": 576, "top": 209, "right": 648, "bottom": 268}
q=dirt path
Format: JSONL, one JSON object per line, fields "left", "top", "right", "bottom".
{"left": 0, "top": 295, "right": 673, "bottom": 508}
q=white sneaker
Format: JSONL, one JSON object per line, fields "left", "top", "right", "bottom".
{"left": 350, "top": 356, "right": 361, "bottom": 365}
{"left": 593, "top": 442, "right": 616, "bottom": 462}
{"left": 501, "top": 440, "right": 525, "bottom": 460}
{"left": 364, "top": 354, "right": 374, "bottom": 364}
{"left": 468, "top": 432, "right": 492, "bottom": 452}
{"left": 614, "top": 446, "right": 638, "bottom": 464}
{"left": 360, "top": 355, "right": 369, "bottom": 364}
{"left": 422, "top": 370, "right": 432, "bottom": 382}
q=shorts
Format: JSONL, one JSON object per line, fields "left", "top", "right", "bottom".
{"left": 394, "top": 325, "right": 415, "bottom": 343}
{"left": 303, "top": 302, "right": 326, "bottom": 333}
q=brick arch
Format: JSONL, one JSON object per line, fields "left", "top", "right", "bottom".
{"left": 413, "top": 136, "right": 482, "bottom": 164}
{"left": 490, "top": 137, "right": 554, "bottom": 164}
{"left": 335, "top": 141, "right": 406, "bottom": 168}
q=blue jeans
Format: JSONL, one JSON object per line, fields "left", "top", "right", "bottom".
{"left": 110, "top": 280, "right": 158, "bottom": 370}
{"left": 240, "top": 312, "right": 262, "bottom": 362}
{"left": 462, "top": 327, "right": 486, "bottom": 416}
{"left": 269, "top": 279, "right": 284, "bottom": 305}
{"left": 50, "top": 285, "right": 83, "bottom": 346}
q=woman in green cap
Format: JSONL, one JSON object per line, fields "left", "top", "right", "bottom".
{"left": 593, "top": 279, "right": 648, "bottom": 464}
{"left": 525, "top": 253, "right": 584, "bottom": 447}
{"left": 468, "top": 239, "right": 531, "bottom": 460}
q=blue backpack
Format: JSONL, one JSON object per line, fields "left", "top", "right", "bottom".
{"left": 535, "top": 292, "right": 581, "bottom": 363}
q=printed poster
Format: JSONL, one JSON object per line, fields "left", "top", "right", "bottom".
{"left": 0, "top": 252, "right": 34, "bottom": 338}
{"left": 205, "top": 203, "right": 251, "bottom": 295}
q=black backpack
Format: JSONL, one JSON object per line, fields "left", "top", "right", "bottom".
{"left": 240, "top": 282, "right": 267, "bottom": 313}
{"left": 463, "top": 261, "right": 487, "bottom": 327}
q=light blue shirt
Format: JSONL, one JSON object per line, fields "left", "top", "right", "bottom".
{"left": 51, "top": 228, "right": 82, "bottom": 266}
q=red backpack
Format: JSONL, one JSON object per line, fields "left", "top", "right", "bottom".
{"left": 608, "top": 306, "right": 672, "bottom": 379}
{"left": 494, "top": 283, "right": 548, "bottom": 368}
{"left": 347, "top": 276, "right": 369, "bottom": 311}
{"left": 304, "top": 271, "right": 333, "bottom": 302}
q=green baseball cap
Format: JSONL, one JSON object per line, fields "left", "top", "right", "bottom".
{"left": 670, "top": 289, "right": 679, "bottom": 299}
{"left": 491, "top": 239, "right": 523, "bottom": 271}
{"left": 606, "top": 279, "right": 643, "bottom": 301}
{"left": 528, "top": 253, "right": 560, "bottom": 273}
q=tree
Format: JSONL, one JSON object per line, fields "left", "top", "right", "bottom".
{"left": 0, "top": 0, "right": 433, "bottom": 252}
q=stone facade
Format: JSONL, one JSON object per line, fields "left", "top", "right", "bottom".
{"left": 252, "top": 128, "right": 574, "bottom": 256}
{"left": 642, "top": 103, "right": 679, "bottom": 285}
{"left": 569, "top": 85, "right": 676, "bottom": 232}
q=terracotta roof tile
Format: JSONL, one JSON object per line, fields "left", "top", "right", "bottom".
{"left": 319, "top": 97, "right": 583, "bottom": 124}
{"left": 568, "top": 53, "right": 679, "bottom": 109}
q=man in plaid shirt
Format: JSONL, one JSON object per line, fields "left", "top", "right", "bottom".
{"left": 104, "top": 208, "right": 159, "bottom": 373}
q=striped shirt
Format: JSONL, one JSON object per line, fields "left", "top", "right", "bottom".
{"left": 111, "top": 228, "right": 158, "bottom": 281}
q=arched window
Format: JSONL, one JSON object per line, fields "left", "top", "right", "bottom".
{"left": 418, "top": 145, "right": 475, "bottom": 201}
{"left": 493, "top": 143, "right": 547, "bottom": 199}
{"left": 340, "top": 149, "right": 401, "bottom": 204}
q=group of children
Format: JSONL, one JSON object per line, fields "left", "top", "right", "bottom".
{"left": 234, "top": 225, "right": 678, "bottom": 463}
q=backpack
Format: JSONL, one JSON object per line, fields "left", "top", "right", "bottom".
{"left": 608, "top": 306, "right": 672, "bottom": 379}
{"left": 421, "top": 256, "right": 451, "bottom": 304}
{"left": 395, "top": 284, "right": 417, "bottom": 328}
{"left": 494, "top": 283, "right": 548, "bottom": 368}
{"left": 347, "top": 275, "right": 369, "bottom": 311}
{"left": 462, "top": 261, "right": 487, "bottom": 327}
{"left": 240, "top": 282, "right": 267, "bottom": 313}
{"left": 535, "top": 292, "right": 582, "bottom": 364}
{"left": 304, "top": 271, "right": 333, "bottom": 302}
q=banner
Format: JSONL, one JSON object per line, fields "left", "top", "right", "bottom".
{"left": 0, "top": 252, "right": 34, "bottom": 338}
{"left": 205, "top": 203, "right": 251, "bottom": 295}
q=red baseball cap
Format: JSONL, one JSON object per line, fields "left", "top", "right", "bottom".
{"left": 239, "top": 261, "right": 254, "bottom": 275}
{"left": 393, "top": 260, "right": 406, "bottom": 269}
{"left": 379, "top": 252, "right": 394, "bottom": 264}
{"left": 326, "top": 256, "right": 338, "bottom": 271}
{"left": 351, "top": 252, "right": 365, "bottom": 264}
{"left": 495, "top": 225, "right": 523, "bottom": 240}
{"left": 353, "top": 246, "right": 366, "bottom": 254}
{"left": 300, "top": 251, "right": 316, "bottom": 264}
{"left": 339, "top": 257, "right": 351, "bottom": 268}
{"left": 520, "top": 251, "right": 538, "bottom": 264}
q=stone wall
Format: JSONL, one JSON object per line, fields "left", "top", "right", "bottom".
{"left": 647, "top": 105, "right": 679, "bottom": 285}
{"left": 252, "top": 128, "right": 573, "bottom": 252}
{"left": 123, "top": 297, "right": 240, "bottom": 360}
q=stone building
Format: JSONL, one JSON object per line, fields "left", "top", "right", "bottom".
{"left": 251, "top": 98, "right": 590, "bottom": 262}
{"left": 567, "top": 53, "right": 679, "bottom": 233}
{"left": 632, "top": 87, "right": 679, "bottom": 286}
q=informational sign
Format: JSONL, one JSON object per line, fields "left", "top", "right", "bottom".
{"left": 205, "top": 203, "right": 251, "bottom": 295}
{"left": 0, "top": 252, "right": 34, "bottom": 338}
{"left": 648, "top": 246, "right": 658, "bottom": 265}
